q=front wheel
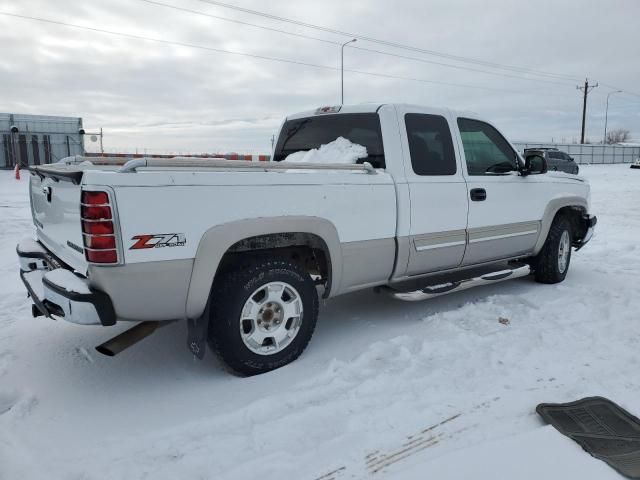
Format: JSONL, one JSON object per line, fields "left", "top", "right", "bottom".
{"left": 532, "top": 216, "right": 573, "bottom": 284}
{"left": 207, "top": 259, "right": 319, "bottom": 376}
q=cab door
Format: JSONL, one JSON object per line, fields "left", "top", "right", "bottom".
{"left": 397, "top": 106, "right": 469, "bottom": 276}
{"left": 455, "top": 117, "right": 543, "bottom": 266}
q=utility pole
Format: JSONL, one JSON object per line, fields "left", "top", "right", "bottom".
{"left": 341, "top": 38, "right": 357, "bottom": 104}
{"left": 577, "top": 78, "right": 598, "bottom": 144}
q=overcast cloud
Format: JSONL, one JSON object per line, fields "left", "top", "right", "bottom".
{"left": 1, "top": 0, "right": 639, "bottom": 154}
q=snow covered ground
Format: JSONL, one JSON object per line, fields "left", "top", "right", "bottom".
{"left": 0, "top": 164, "right": 638, "bottom": 480}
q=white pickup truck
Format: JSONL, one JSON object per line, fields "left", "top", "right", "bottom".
{"left": 17, "top": 103, "right": 597, "bottom": 375}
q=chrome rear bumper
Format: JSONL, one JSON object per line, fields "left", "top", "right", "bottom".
{"left": 17, "top": 238, "right": 116, "bottom": 326}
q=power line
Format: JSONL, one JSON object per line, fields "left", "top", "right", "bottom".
{"left": 136, "top": 0, "right": 576, "bottom": 88}
{"left": 0, "top": 12, "right": 341, "bottom": 70}
{"left": 349, "top": 45, "right": 575, "bottom": 87}
{"left": 189, "top": 0, "right": 640, "bottom": 100}
{"left": 192, "top": 0, "right": 583, "bottom": 82}
{"left": 0, "top": 11, "right": 574, "bottom": 97}
{"left": 138, "top": 0, "right": 338, "bottom": 46}
{"left": 599, "top": 82, "right": 640, "bottom": 98}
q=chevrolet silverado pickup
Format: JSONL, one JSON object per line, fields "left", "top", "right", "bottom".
{"left": 17, "top": 104, "right": 597, "bottom": 375}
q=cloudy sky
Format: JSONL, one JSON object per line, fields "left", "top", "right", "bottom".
{"left": 1, "top": 0, "right": 639, "bottom": 154}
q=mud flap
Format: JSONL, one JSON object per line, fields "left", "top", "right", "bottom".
{"left": 187, "top": 315, "right": 209, "bottom": 359}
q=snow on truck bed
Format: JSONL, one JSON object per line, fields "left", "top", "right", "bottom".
{"left": 284, "top": 136, "right": 368, "bottom": 164}
{"left": 1, "top": 165, "right": 639, "bottom": 479}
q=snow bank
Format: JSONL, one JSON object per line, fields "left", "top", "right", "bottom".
{"left": 283, "top": 137, "right": 367, "bottom": 164}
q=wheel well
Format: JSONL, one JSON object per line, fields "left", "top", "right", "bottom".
{"left": 554, "top": 206, "right": 587, "bottom": 243}
{"left": 216, "top": 232, "right": 332, "bottom": 295}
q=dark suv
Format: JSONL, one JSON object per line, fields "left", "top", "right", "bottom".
{"left": 523, "top": 148, "right": 579, "bottom": 174}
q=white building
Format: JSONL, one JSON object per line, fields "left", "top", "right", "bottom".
{"left": 0, "top": 113, "right": 85, "bottom": 168}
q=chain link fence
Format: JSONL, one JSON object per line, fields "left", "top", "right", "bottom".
{"left": 0, "top": 134, "right": 86, "bottom": 168}
{"left": 513, "top": 142, "right": 640, "bottom": 165}
{"left": 1, "top": 113, "right": 85, "bottom": 168}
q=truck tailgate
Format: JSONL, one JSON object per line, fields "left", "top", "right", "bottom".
{"left": 30, "top": 169, "right": 88, "bottom": 273}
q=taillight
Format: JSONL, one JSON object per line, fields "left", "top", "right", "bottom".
{"left": 85, "top": 249, "right": 118, "bottom": 264}
{"left": 81, "top": 190, "right": 119, "bottom": 264}
{"left": 81, "top": 191, "right": 109, "bottom": 205}
{"left": 83, "top": 235, "right": 116, "bottom": 249}
{"left": 82, "top": 205, "right": 112, "bottom": 220}
{"left": 82, "top": 221, "right": 114, "bottom": 235}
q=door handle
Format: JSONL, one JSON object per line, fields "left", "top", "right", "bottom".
{"left": 470, "top": 188, "right": 486, "bottom": 201}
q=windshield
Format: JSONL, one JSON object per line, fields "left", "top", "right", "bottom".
{"left": 273, "top": 113, "right": 386, "bottom": 167}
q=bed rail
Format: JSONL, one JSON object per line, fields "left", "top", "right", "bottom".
{"left": 50, "top": 155, "right": 377, "bottom": 174}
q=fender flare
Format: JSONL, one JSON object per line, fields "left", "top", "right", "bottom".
{"left": 533, "top": 195, "right": 588, "bottom": 255}
{"left": 185, "top": 216, "right": 342, "bottom": 319}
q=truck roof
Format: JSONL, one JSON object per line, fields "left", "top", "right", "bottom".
{"left": 286, "top": 103, "right": 480, "bottom": 121}
{"left": 286, "top": 103, "right": 384, "bottom": 120}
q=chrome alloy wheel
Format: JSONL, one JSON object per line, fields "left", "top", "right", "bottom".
{"left": 239, "top": 281, "right": 303, "bottom": 355}
{"left": 558, "top": 230, "right": 570, "bottom": 274}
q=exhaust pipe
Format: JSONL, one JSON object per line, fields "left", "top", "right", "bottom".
{"left": 96, "top": 321, "right": 170, "bottom": 357}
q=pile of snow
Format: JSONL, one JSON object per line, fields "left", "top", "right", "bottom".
{"left": 283, "top": 136, "right": 367, "bottom": 164}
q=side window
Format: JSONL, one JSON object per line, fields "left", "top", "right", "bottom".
{"left": 457, "top": 118, "right": 517, "bottom": 175}
{"left": 405, "top": 114, "right": 456, "bottom": 175}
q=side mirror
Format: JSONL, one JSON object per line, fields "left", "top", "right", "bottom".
{"left": 523, "top": 154, "right": 547, "bottom": 175}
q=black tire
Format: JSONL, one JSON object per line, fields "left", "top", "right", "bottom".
{"left": 532, "top": 216, "right": 573, "bottom": 284}
{"left": 207, "top": 259, "right": 319, "bottom": 376}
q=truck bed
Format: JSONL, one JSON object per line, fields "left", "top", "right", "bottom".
{"left": 28, "top": 157, "right": 397, "bottom": 321}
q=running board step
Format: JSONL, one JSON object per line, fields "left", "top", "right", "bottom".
{"left": 389, "top": 265, "right": 531, "bottom": 302}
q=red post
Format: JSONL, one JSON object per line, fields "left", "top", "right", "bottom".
{"left": 14, "top": 163, "right": 20, "bottom": 180}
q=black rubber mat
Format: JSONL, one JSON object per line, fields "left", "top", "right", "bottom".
{"left": 537, "top": 397, "right": 640, "bottom": 478}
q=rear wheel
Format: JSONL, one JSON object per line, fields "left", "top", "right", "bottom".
{"left": 532, "top": 216, "right": 573, "bottom": 284}
{"left": 207, "top": 259, "right": 318, "bottom": 376}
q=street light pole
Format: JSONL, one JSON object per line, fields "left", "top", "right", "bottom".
{"left": 341, "top": 38, "right": 357, "bottom": 104}
{"left": 603, "top": 90, "right": 622, "bottom": 144}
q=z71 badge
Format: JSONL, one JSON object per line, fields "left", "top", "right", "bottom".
{"left": 130, "top": 234, "right": 186, "bottom": 250}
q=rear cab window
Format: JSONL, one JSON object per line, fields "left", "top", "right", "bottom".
{"left": 273, "top": 113, "right": 386, "bottom": 168}
{"left": 405, "top": 113, "right": 457, "bottom": 175}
